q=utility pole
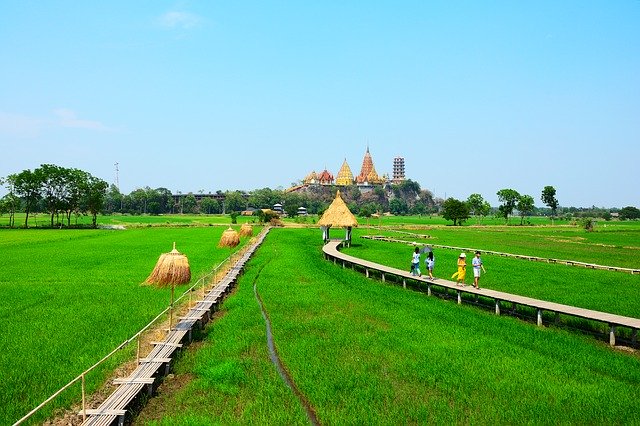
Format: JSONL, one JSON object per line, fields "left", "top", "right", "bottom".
{"left": 114, "top": 162, "right": 120, "bottom": 191}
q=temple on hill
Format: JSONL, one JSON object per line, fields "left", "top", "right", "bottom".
{"left": 299, "top": 147, "right": 390, "bottom": 190}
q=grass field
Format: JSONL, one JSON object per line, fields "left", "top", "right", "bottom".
{"left": 134, "top": 228, "right": 640, "bottom": 424}
{"left": 2, "top": 217, "right": 639, "bottom": 424}
{"left": 0, "top": 225, "right": 254, "bottom": 424}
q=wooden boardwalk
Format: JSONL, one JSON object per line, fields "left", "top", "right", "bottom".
{"left": 79, "top": 229, "right": 269, "bottom": 426}
{"left": 323, "top": 240, "right": 640, "bottom": 348}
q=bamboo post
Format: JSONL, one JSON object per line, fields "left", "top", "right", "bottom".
{"left": 169, "top": 286, "right": 174, "bottom": 331}
{"left": 81, "top": 373, "right": 86, "bottom": 422}
{"left": 136, "top": 335, "right": 141, "bottom": 365}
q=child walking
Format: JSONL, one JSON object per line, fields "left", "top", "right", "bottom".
{"left": 411, "top": 247, "right": 421, "bottom": 277}
{"left": 425, "top": 251, "right": 435, "bottom": 280}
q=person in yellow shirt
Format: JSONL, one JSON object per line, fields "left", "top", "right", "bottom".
{"left": 451, "top": 253, "right": 466, "bottom": 285}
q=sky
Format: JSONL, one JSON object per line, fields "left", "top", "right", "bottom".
{"left": 1, "top": 1, "right": 638, "bottom": 208}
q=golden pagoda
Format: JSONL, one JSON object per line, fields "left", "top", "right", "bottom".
{"left": 335, "top": 159, "right": 354, "bottom": 186}
{"left": 356, "top": 147, "right": 383, "bottom": 184}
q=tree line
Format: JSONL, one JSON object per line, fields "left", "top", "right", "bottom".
{"left": 0, "top": 164, "right": 108, "bottom": 228}
{"left": 2, "top": 165, "right": 638, "bottom": 228}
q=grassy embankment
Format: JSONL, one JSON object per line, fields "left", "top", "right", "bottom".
{"left": 135, "top": 227, "right": 640, "bottom": 425}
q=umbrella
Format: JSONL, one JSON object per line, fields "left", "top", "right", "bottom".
{"left": 420, "top": 245, "right": 433, "bottom": 254}
{"left": 144, "top": 242, "right": 191, "bottom": 330}
{"left": 239, "top": 222, "right": 253, "bottom": 237}
{"left": 218, "top": 227, "right": 240, "bottom": 248}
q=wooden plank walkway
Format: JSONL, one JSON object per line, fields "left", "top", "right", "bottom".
{"left": 323, "top": 240, "right": 640, "bottom": 348}
{"left": 79, "top": 229, "right": 269, "bottom": 426}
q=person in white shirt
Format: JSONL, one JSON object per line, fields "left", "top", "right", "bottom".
{"left": 472, "top": 251, "right": 486, "bottom": 289}
{"left": 411, "top": 247, "right": 421, "bottom": 277}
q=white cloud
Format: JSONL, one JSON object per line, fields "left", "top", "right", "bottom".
{"left": 157, "top": 10, "right": 203, "bottom": 30}
{"left": 0, "top": 112, "right": 46, "bottom": 138}
{"left": 53, "top": 108, "right": 110, "bottom": 131}
{"left": 0, "top": 109, "right": 112, "bottom": 139}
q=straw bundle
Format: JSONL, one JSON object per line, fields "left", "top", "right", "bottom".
{"left": 239, "top": 222, "right": 253, "bottom": 237}
{"left": 218, "top": 226, "right": 240, "bottom": 248}
{"left": 144, "top": 242, "right": 191, "bottom": 287}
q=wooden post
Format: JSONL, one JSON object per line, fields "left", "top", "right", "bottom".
{"left": 402, "top": 278, "right": 406, "bottom": 289}
{"left": 537, "top": 309, "right": 543, "bottom": 326}
{"left": 427, "top": 283, "right": 431, "bottom": 296}
{"left": 81, "top": 373, "right": 86, "bottom": 422}
{"left": 554, "top": 311, "right": 560, "bottom": 325}
{"left": 609, "top": 324, "right": 616, "bottom": 346}
{"left": 457, "top": 290, "right": 462, "bottom": 304}
{"left": 632, "top": 328, "right": 638, "bottom": 347}
{"left": 382, "top": 272, "right": 385, "bottom": 282}
{"left": 495, "top": 299, "right": 501, "bottom": 315}
{"left": 366, "top": 268, "right": 369, "bottom": 278}
{"left": 342, "top": 260, "right": 345, "bottom": 268}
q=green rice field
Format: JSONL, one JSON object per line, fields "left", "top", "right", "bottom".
{"left": 1, "top": 217, "right": 639, "bottom": 424}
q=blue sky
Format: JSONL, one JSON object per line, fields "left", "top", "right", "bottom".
{"left": 1, "top": 1, "right": 638, "bottom": 208}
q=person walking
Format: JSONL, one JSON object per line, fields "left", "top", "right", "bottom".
{"left": 451, "top": 253, "right": 466, "bottom": 285}
{"left": 472, "top": 251, "right": 486, "bottom": 289}
{"left": 411, "top": 247, "right": 421, "bottom": 277}
{"left": 425, "top": 251, "right": 435, "bottom": 280}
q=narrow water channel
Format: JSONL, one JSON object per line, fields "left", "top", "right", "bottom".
{"left": 253, "top": 275, "right": 320, "bottom": 426}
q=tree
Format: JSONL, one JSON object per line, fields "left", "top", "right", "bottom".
{"left": 442, "top": 198, "right": 469, "bottom": 226}
{"left": 467, "top": 193, "right": 486, "bottom": 224}
{"left": 496, "top": 189, "right": 520, "bottom": 223}
{"left": 541, "top": 186, "right": 559, "bottom": 223}
{"left": 183, "top": 193, "right": 197, "bottom": 213}
{"left": 619, "top": 206, "right": 640, "bottom": 220}
{"left": 389, "top": 198, "right": 409, "bottom": 215}
{"left": 224, "top": 191, "right": 246, "bottom": 213}
{"left": 200, "top": 197, "right": 221, "bottom": 214}
{"left": 517, "top": 194, "right": 535, "bottom": 225}
{"left": 82, "top": 174, "right": 108, "bottom": 227}
{"left": 11, "top": 169, "right": 42, "bottom": 228}
{"left": 38, "top": 164, "right": 71, "bottom": 227}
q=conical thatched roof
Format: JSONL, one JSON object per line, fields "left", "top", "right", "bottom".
{"left": 144, "top": 242, "right": 191, "bottom": 287}
{"left": 317, "top": 190, "right": 358, "bottom": 228}
{"left": 239, "top": 222, "right": 253, "bottom": 237}
{"left": 218, "top": 226, "right": 240, "bottom": 248}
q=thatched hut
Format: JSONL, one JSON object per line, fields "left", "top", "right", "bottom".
{"left": 317, "top": 190, "right": 358, "bottom": 245}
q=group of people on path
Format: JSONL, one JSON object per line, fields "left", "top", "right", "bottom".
{"left": 411, "top": 246, "right": 486, "bottom": 288}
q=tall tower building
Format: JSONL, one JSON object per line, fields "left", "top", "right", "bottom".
{"left": 392, "top": 157, "right": 405, "bottom": 184}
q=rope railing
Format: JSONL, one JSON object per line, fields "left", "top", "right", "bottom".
{"left": 13, "top": 248, "right": 244, "bottom": 426}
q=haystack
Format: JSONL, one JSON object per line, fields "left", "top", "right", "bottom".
{"left": 317, "top": 190, "right": 358, "bottom": 245}
{"left": 144, "top": 242, "right": 191, "bottom": 331}
{"left": 239, "top": 222, "right": 253, "bottom": 237}
{"left": 144, "top": 242, "right": 191, "bottom": 286}
{"left": 218, "top": 226, "right": 240, "bottom": 248}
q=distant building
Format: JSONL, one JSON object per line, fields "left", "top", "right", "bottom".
{"left": 335, "top": 159, "right": 355, "bottom": 186}
{"left": 273, "top": 203, "right": 284, "bottom": 214}
{"left": 297, "top": 206, "right": 308, "bottom": 216}
{"left": 392, "top": 156, "right": 405, "bottom": 184}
